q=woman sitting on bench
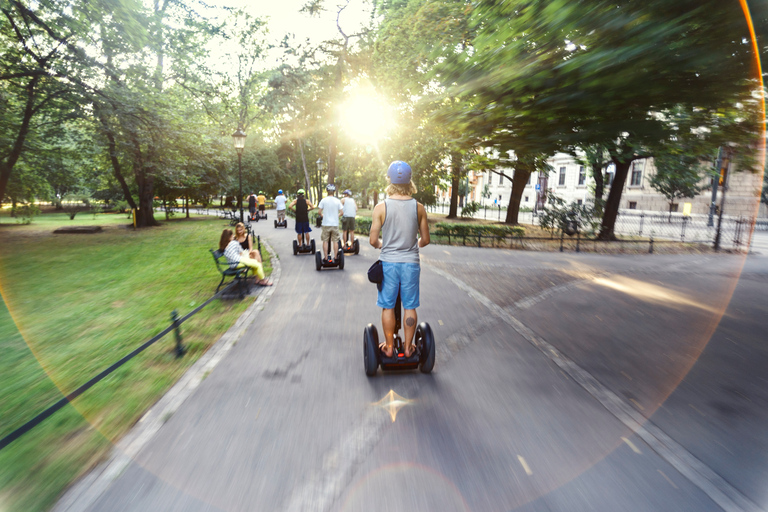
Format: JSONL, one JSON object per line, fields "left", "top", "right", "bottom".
{"left": 219, "top": 229, "right": 272, "bottom": 286}
{"left": 234, "top": 222, "right": 261, "bottom": 262}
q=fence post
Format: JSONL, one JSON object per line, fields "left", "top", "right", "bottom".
{"left": 171, "top": 310, "right": 185, "bottom": 357}
{"left": 478, "top": 232, "right": 482, "bottom": 248}
{"left": 560, "top": 231, "right": 564, "bottom": 252}
{"left": 649, "top": 236, "right": 654, "bottom": 254}
{"left": 681, "top": 217, "right": 687, "bottom": 242}
{"left": 639, "top": 213, "right": 644, "bottom": 236}
{"left": 576, "top": 231, "right": 580, "bottom": 253}
{"left": 498, "top": 205, "right": 501, "bottom": 220}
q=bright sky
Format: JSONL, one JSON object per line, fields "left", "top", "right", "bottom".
{"left": 207, "top": 0, "right": 373, "bottom": 47}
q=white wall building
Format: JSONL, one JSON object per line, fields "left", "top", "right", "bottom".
{"left": 436, "top": 152, "right": 764, "bottom": 218}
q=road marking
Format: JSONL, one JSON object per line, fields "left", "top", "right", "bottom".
{"left": 621, "top": 371, "right": 633, "bottom": 381}
{"left": 517, "top": 455, "right": 533, "bottom": 476}
{"left": 621, "top": 436, "right": 642, "bottom": 454}
{"left": 423, "top": 262, "right": 763, "bottom": 512}
{"left": 438, "top": 319, "right": 444, "bottom": 326}
{"left": 629, "top": 398, "right": 645, "bottom": 411}
{"left": 689, "top": 404, "right": 705, "bottom": 416}
{"left": 658, "top": 469, "right": 679, "bottom": 489}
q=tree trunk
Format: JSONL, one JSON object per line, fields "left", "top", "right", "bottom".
{"left": 185, "top": 194, "right": 189, "bottom": 218}
{"left": 0, "top": 75, "right": 39, "bottom": 204}
{"left": 592, "top": 162, "right": 604, "bottom": 209}
{"left": 504, "top": 170, "right": 531, "bottom": 224}
{"left": 447, "top": 151, "right": 461, "bottom": 219}
{"left": 298, "top": 138, "right": 311, "bottom": 193}
{"left": 599, "top": 159, "right": 631, "bottom": 240}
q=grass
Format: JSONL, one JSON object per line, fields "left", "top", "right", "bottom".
{"left": 0, "top": 211, "right": 270, "bottom": 512}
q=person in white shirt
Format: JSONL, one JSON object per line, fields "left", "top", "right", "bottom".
{"left": 340, "top": 189, "right": 357, "bottom": 247}
{"left": 274, "top": 189, "right": 287, "bottom": 223}
{"left": 317, "top": 184, "right": 343, "bottom": 262}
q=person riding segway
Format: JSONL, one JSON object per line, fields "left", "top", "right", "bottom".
{"left": 248, "top": 192, "right": 257, "bottom": 222}
{"left": 315, "top": 183, "right": 344, "bottom": 270}
{"left": 256, "top": 191, "right": 267, "bottom": 219}
{"left": 289, "top": 189, "right": 315, "bottom": 255}
{"left": 339, "top": 189, "right": 359, "bottom": 255}
{"left": 274, "top": 189, "right": 288, "bottom": 228}
{"left": 363, "top": 161, "right": 434, "bottom": 375}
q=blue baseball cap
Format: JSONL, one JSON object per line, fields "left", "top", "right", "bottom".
{"left": 278, "top": 189, "right": 283, "bottom": 194}
{"left": 387, "top": 161, "right": 412, "bottom": 184}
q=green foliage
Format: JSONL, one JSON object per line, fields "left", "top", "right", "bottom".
{"left": 14, "top": 204, "right": 40, "bottom": 225}
{"left": 355, "top": 216, "right": 372, "bottom": 236}
{"left": 61, "top": 194, "right": 91, "bottom": 220}
{"left": 538, "top": 194, "right": 600, "bottom": 236}
{"left": 461, "top": 201, "right": 481, "bottom": 218}
{"left": 434, "top": 222, "right": 525, "bottom": 239}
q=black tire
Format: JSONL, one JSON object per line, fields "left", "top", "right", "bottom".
{"left": 364, "top": 324, "right": 379, "bottom": 376}
{"left": 293, "top": 240, "right": 298, "bottom": 255}
{"left": 310, "top": 239, "right": 316, "bottom": 253}
{"left": 265, "top": 214, "right": 267, "bottom": 220}
{"left": 338, "top": 249, "right": 344, "bottom": 270}
{"left": 354, "top": 239, "right": 359, "bottom": 255}
{"left": 315, "top": 251, "right": 322, "bottom": 271}
{"left": 274, "top": 220, "right": 277, "bottom": 228}
{"left": 417, "top": 322, "right": 436, "bottom": 373}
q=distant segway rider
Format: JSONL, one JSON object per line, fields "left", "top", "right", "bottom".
{"left": 248, "top": 192, "right": 257, "bottom": 221}
{"left": 257, "top": 191, "right": 266, "bottom": 215}
{"left": 289, "top": 189, "right": 314, "bottom": 247}
{"left": 318, "top": 184, "right": 343, "bottom": 263}
{"left": 369, "top": 161, "right": 430, "bottom": 358}
{"left": 341, "top": 189, "right": 357, "bottom": 247}
{"left": 275, "top": 189, "right": 287, "bottom": 223}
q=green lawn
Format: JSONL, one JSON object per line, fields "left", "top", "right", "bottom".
{"left": 0, "top": 212, "right": 269, "bottom": 512}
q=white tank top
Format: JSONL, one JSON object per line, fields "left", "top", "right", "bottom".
{"left": 380, "top": 198, "right": 419, "bottom": 263}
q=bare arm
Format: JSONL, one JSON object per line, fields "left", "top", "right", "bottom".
{"left": 417, "top": 202, "right": 430, "bottom": 248}
{"left": 369, "top": 202, "right": 385, "bottom": 249}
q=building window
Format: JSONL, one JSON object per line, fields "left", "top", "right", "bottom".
{"left": 525, "top": 196, "right": 529, "bottom": 202}
{"left": 578, "top": 166, "right": 586, "bottom": 186}
{"left": 558, "top": 166, "right": 566, "bottom": 186}
{"left": 606, "top": 171, "right": 614, "bottom": 186}
{"left": 670, "top": 203, "right": 679, "bottom": 212}
{"left": 499, "top": 173, "right": 504, "bottom": 185}
{"left": 630, "top": 161, "right": 643, "bottom": 186}
{"left": 577, "top": 199, "right": 583, "bottom": 205}
{"left": 629, "top": 201, "right": 637, "bottom": 209}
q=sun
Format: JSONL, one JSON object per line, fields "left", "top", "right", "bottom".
{"left": 339, "top": 92, "right": 395, "bottom": 144}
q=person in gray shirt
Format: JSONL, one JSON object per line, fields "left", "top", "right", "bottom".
{"left": 368, "top": 161, "right": 430, "bottom": 358}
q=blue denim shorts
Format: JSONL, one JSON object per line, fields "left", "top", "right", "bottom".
{"left": 377, "top": 262, "right": 420, "bottom": 310}
{"left": 295, "top": 221, "right": 312, "bottom": 234}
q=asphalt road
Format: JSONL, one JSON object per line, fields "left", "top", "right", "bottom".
{"left": 57, "top": 217, "right": 768, "bottom": 512}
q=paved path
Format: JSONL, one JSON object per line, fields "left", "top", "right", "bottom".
{"left": 56, "top": 216, "right": 768, "bottom": 512}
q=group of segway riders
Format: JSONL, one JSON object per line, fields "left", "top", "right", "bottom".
{"left": 220, "top": 161, "right": 433, "bottom": 374}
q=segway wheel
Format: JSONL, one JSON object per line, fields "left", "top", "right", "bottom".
{"left": 364, "top": 324, "right": 379, "bottom": 376}
{"left": 265, "top": 214, "right": 267, "bottom": 220}
{"left": 417, "top": 322, "right": 436, "bottom": 373}
{"left": 293, "top": 240, "right": 298, "bottom": 255}
{"left": 338, "top": 249, "right": 345, "bottom": 270}
{"left": 315, "top": 251, "right": 322, "bottom": 271}
{"left": 354, "top": 239, "right": 359, "bottom": 255}
{"left": 274, "top": 220, "right": 277, "bottom": 228}
{"left": 310, "top": 239, "right": 316, "bottom": 253}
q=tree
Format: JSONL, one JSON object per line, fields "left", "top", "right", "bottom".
{"left": 434, "top": 0, "right": 761, "bottom": 237}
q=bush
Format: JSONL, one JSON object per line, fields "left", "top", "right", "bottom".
{"left": 61, "top": 194, "right": 90, "bottom": 220}
{"left": 355, "top": 217, "right": 372, "bottom": 235}
{"left": 15, "top": 204, "right": 40, "bottom": 224}
{"left": 538, "top": 193, "right": 600, "bottom": 236}
{"left": 461, "top": 201, "right": 482, "bottom": 218}
{"left": 434, "top": 222, "right": 525, "bottom": 245}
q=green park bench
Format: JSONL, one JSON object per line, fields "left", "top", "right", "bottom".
{"left": 210, "top": 249, "right": 250, "bottom": 299}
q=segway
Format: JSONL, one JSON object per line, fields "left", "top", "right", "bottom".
{"left": 315, "top": 241, "right": 344, "bottom": 271}
{"left": 274, "top": 217, "right": 288, "bottom": 228}
{"left": 293, "top": 239, "right": 316, "bottom": 255}
{"left": 363, "top": 291, "right": 436, "bottom": 376}
{"left": 256, "top": 209, "right": 268, "bottom": 220}
{"left": 338, "top": 238, "right": 360, "bottom": 255}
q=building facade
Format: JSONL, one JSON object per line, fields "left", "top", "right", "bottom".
{"left": 436, "top": 153, "right": 764, "bottom": 218}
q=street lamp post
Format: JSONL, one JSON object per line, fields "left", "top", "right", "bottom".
{"left": 232, "top": 127, "right": 247, "bottom": 223}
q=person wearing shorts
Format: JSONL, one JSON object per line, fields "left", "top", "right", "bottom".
{"left": 341, "top": 189, "right": 357, "bottom": 246}
{"left": 248, "top": 192, "right": 257, "bottom": 221}
{"left": 317, "top": 184, "right": 343, "bottom": 262}
{"left": 369, "top": 161, "right": 430, "bottom": 358}
{"left": 257, "top": 191, "right": 266, "bottom": 214}
{"left": 289, "top": 189, "right": 314, "bottom": 247}
{"left": 275, "top": 189, "right": 287, "bottom": 223}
